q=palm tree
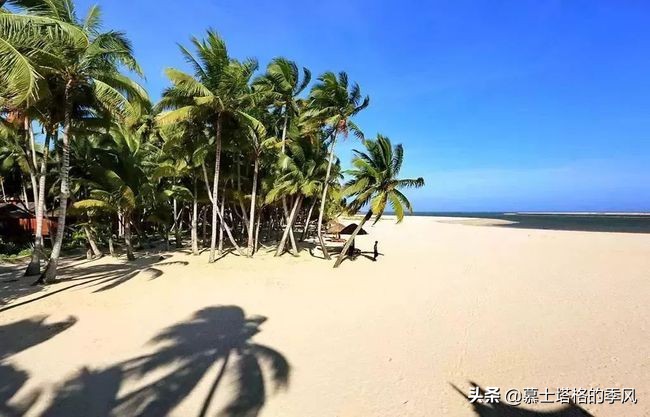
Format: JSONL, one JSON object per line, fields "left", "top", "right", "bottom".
{"left": 2, "top": 3, "right": 133, "bottom": 275}
{"left": 267, "top": 135, "right": 329, "bottom": 256}
{"left": 240, "top": 118, "right": 275, "bottom": 257}
{"left": 25, "top": 120, "right": 53, "bottom": 275}
{"left": 0, "top": 1, "right": 88, "bottom": 107}
{"left": 1, "top": 0, "right": 427, "bottom": 274}
{"left": 255, "top": 57, "right": 310, "bottom": 153}
{"left": 154, "top": 122, "right": 207, "bottom": 254}
{"left": 157, "top": 30, "right": 258, "bottom": 262}
{"left": 74, "top": 126, "right": 155, "bottom": 261}
{"left": 2, "top": 0, "right": 88, "bottom": 276}
{"left": 10, "top": 0, "right": 148, "bottom": 283}
{"left": 105, "top": 126, "right": 157, "bottom": 260}
{"left": 253, "top": 63, "right": 311, "bottom": 254}
{"left": 0, "top": 115, "right": 50, "bottom": 273}
{"left": 308, "top": 71, "right": 369, "bottom": 259}
{"left": 333, "top": 135, "right": 424, "bottom": 268}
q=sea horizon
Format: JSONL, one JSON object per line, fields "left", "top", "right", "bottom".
{"left": 398, "top": 211, "right": 650, "bottom": 233}
{"left": 410, "top": 211, "right": 650, "bottom": 216}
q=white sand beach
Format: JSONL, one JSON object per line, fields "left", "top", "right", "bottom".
{"left": 1, "top": 216, "right": 649, "bottom": 416}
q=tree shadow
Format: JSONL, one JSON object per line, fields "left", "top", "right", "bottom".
{"left": 303, "top": 241, "right": 343, "bottom": 259}
{"left": 451, "top": 382, "right": 595, "bottom": 417}
{"left": 116, "top": 306, "right": 290, "bottom": 417}
{"left": 7, "top": 306, "right": 289, "bottom": 417}
{"left": 155, "top": 261, "right": 190, "bottom": 267}
{"left": 0, "top": 315, "right": 78, "bottom": 361}
{"left": 0, "top": 256, "right": 172, "bottom": 312}
{"left": 357, "top": 251, "right": 383, "bottom": 262}
{"left": 0, "top": 363, "right": 41, "bottom": 417}
{"left": 0, "top": 315, "right": 78, "bottom": 417}
{"left": 213, "top": 248, "right": 238, "bottom": 262}
{"left": 39, "top": 366, "right": 123, "bottom": 417}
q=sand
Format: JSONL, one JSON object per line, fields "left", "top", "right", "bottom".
{"left": 1, "top": 216, "right": 648, "bottom": 417}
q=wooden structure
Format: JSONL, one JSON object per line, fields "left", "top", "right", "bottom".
{"left": 0, "top": 201, "right": 57, "bottom": 241}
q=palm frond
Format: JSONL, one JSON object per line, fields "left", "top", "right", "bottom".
{"left": 92, "top": 78, "right": 134, "bottom": 119}
{"left": 0, "top": 36, "right": 40, "bottom": 105}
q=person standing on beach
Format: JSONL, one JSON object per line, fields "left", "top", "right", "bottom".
{"left": 373, "top": 241, "right": 379, "bottom": 261}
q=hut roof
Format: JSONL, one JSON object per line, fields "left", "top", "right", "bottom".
{"left": 340, "top": 223, "right": 368, "bottom": 235}
{"left": 327, "top": 220, "right": 346, "bottom": 234}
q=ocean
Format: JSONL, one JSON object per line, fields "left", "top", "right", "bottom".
{"left": 410, "top": 212, "right": 650, "bottom": 234}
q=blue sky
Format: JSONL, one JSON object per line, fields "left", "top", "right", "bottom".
{"left": 78, "top": 0, "right": 650, "bottom": 212}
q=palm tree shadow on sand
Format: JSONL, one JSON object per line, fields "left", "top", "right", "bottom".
{"left": 117, "top": 305, "right": 290, "bottom": 417}
{"left": 0, "top": 315, "right": 77, "bottom": 361}
{"left": 0, "top": 315, "right": 78, "bottom": 417}
{"left": 1, "top": 255, "right": 168, "bottom": 312}
{"left": 35, "top": 306, "right": 289, "bottom": 417}
{"left": 451, "top": 382, "right": 595, "bottom": 417}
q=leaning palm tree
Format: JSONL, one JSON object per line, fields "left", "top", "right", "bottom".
{"left": 308, "top": 71, "right": 369, "bottom": 259}
{"left": 334, "top": 135, "right": 424, "bottom": 268}
{"left": 157, "top": 30, "right": 257, "bottom": 262}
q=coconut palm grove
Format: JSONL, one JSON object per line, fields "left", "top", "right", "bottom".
{"left": 0, "top": 0, "right": 425, "bottom": 280}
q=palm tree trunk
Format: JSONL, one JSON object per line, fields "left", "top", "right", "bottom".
{"left": 201, "top": 166, "right": 244, "bottom": 257}
{"left": 24, "top": 178, "right": 41, "bottom": 275}
{"left": 247, "top": 157, "right": 259, "bottom": 257}
{"left": 301, "top": 199, "right": 317, "bottom": 241}
{"left": 108, "top": 235, "right": 115, "bottom": 257}
{"left": 280, "top": 107, "right": 289, "bottom": 153}
{"left": 239, "top": 199, "right": 250, "bottom": 238}
{"left": 174, "top": 205, "right": 183, "bottom": 249}
{"left": 38, "top": 86, "right": 73, "bottom": 285}
{"left": 117, "top": 210, "right": 124, "bottom": 237}
{"left": 217, "top": 199, "right": 244, "bottom": 255}
{"left": 209, "top": 114, "right": 223, "bottom": 262}
{"left": 124, "top": 211, "right": 135, "bottom": 261}
{"left": 276, "top": 195, "right": 302, "bottom": 257}
{"left": 173, "top": 197, "right": 178, "bottom": 229}
{"left": 288, "top": 211, "right": 298, "bottom": 252}
{"left": 21, "top": 182, "right": 28, "bottom": 210}
{"left": 25, "top": 119, "right": 39, "bottom": 218}
{"left": 26, "top": 120, "right": 39, "bottom": 223}
{"left": 25, "top": 132, "right": 52, "bottom": 276}
{"left": 218, "top": 194, "right": 225, "bottom": 254}
{"left": 282, "top": 199, "right": 298, "bottom": 254}
{"left": 29, "top": 175, "right": 38, "bottom": 211}
{"left": 164, "top": 226, "right": 170, "bottom": 251}
{"left": 0, "top": 177, "right": 5, "bottom": 201}
{"left": 202, "top": 205, "right": 208, "bottom": 247}
{"left": 191, "top": 181, "right": 199, "bottom": 255}
{"left": 236, "top": 154, "right": 250, "bottom": 240}
{"left": 25, "top": 183, "right": 41, "bottom": 275}
{"left": 317, "top": 131, "right": 338, "bottom": 259}
{"left": 333, "top": 210, "right": 373, "bottom": 268}
{"left": 254, "top": 209, "right": 262, "bottom": 253}
{"left": 84, "top": 225, "right": 102, "bottom": 258}
{"left": 172, "top": 198, "right": 181, "bottom": 247}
